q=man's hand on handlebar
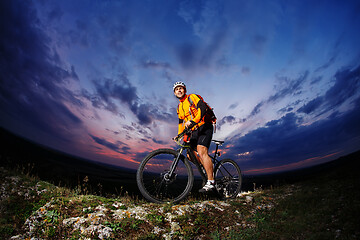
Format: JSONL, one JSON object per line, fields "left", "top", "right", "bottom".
{"left": 172, "top": 127, "right": 193, "bottom": 143}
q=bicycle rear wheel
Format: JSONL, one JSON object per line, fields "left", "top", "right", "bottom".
{"left": 214, "top": 159, "right": 242, "bottom": 199}
{"left": 136, "top": 149, "right": 194, "bottom": 204}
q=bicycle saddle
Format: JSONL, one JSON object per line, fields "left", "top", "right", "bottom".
{"left": 212, "top": 140, "right": 224, "bottom": 145}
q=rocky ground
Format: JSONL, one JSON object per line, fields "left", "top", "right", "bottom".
{"left": 0, "top": 166, "right": 298, "bottom": 239}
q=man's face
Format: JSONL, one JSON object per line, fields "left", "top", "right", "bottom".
{"left": 174, "top": 86, "right": 186, "bottom": 99}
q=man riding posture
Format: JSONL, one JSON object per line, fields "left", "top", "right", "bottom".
{"left": 173, "top": 81, "right": 215, "bottom": 193}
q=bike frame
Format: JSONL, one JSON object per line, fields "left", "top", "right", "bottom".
{"left": 170, "top": 138, "right": 224, "bottom": 184}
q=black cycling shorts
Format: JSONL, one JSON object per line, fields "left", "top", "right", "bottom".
{"left": 190, "top": 122, "right": 213, "bottom": 149}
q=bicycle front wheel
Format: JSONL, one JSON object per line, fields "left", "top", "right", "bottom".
{"left": 214, "top": 159, "right": 242, "bottom": 199}
{"left": 136, "top": 149, "right": 194, "bottom": 204}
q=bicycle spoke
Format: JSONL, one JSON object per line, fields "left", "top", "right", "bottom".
{"left": 155, "top": 179, "right": 165, "bottom": 196}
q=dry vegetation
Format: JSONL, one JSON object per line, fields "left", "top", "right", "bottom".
{"left": 1, "top": 154, "right": 359, "bottom": 239}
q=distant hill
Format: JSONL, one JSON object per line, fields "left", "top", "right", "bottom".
{"left": 0, "top": 127, "right": 139, "bottom": 196}
{"left": 242, "top": 149, "right": 360, "bottom": 190}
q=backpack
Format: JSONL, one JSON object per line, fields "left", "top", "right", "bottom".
{"left": 188, "top": 94, "right": 217, "bottom": 130}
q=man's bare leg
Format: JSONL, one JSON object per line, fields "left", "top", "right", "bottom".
{"left": 197, "top": 145, "right": 214, "bottom": 181}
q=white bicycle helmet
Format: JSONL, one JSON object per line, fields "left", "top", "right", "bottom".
{"left": 173, "top": 81, "right": 186, "bottom": 91}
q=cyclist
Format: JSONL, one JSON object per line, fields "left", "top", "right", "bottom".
{"left": 173, "top": 81, "right": 215, "bottom": 193}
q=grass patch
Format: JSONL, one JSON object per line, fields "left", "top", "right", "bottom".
{"left": 1, "top": 154, "right": 359, "bottom": 239}
{"left": 238, "top": 163, "right": 360, "bottom": 240}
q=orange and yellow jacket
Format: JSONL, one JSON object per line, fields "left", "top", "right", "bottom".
{"left": 177, "top": 94, "right": 208, "bottom": 134}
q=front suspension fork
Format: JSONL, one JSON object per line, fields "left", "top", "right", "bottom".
{"left": 167, "top": 148, "right": 185, "bottom": 178}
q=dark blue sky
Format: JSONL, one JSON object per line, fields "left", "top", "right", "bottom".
{"left": 1, "top": 0, "right": 360, "bottom": 174}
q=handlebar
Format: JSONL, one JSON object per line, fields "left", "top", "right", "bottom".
{"left": 173, "top": 128, "right": 192, "bottom": 146}
{"left": 178, "top": 128, "right": 192, "bottom": 138}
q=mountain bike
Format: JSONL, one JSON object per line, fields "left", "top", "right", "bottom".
{"left": 136, "top": 129, "right": 242, "bottom": 203}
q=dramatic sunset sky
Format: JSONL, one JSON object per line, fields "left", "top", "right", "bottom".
{"left": 1, "top": 0, "right": 360, "bottom": 175}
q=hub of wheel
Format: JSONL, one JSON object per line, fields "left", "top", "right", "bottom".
{"left": 162, "top": 172, "right": 176, "bottom": 184}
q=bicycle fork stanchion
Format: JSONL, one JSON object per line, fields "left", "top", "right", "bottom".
{"left": 166, "top": 148, "right": 184, "bottom": 181}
